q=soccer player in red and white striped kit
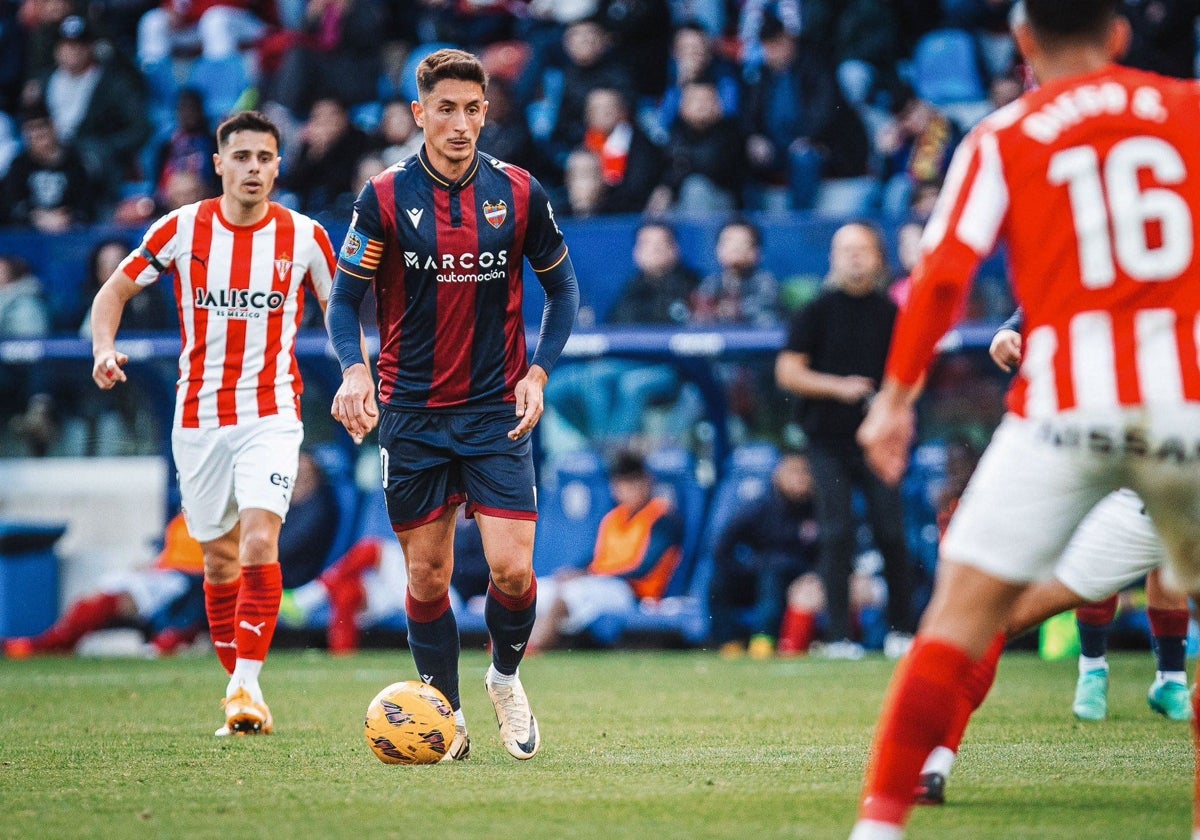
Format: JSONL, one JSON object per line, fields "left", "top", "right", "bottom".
{"left": 91, "top": 110, "right": 337, "bottom": 736}
{"left": 851, "top": 0, "right": 1200, "bottom": 836}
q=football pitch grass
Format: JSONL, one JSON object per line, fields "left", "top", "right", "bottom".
{"left": 0, "top": 649, "right": 1190, "bottom": 839}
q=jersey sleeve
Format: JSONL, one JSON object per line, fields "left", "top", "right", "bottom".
{"left": 335, "top": 181, "right": 387, "bottom": 282}
{"left": 887, "top": 129, "right": 1008, "bottom": 386}
{"left": 523, "top": 176, "right": 568, "bottom": 273}
{"left": 120, "top": 209, "right": 182, "bottom": 287}
{"left": 305, "top": 219, "right": 337, "bottom": 303}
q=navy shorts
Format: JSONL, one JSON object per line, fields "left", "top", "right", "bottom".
{"left": 378, "top": 406, "right": 537, "bottom": 531}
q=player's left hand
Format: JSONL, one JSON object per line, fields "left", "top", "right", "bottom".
{"left": 857, "top": 382, "right": 916, "bottom": 486}
{"left": 509, "top": 365, "right": 548, "bottom": 441}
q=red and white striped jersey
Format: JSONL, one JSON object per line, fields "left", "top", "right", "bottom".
{"left": 888, "top": 64, "right": 1200, "bottom": 419}
{"left": 121, "top": 198, "right": 336, "bottom": 428}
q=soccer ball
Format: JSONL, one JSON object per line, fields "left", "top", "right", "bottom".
{"left": 364, "top": 680, "right": 456, "bottom": 765}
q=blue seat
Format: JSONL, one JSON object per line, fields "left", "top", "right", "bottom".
{"left": 308, "top": 443, "right": 362, "bottom": 574}
{"left": 910, "top": 29, "right": 987, "bottom": 107}
{"left": 185, "top": 56, "right": 251, "bottom": 124}
{"left": 684, "top": 444, "right": 780, "bottom": 644}
{"left": 533, "top": 449, "right": 611, "bottom": 577}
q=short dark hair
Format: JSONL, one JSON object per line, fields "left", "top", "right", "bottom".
{"left": 216, "top": 111, "right": 281, "bottom": 151}
{"left": 416, "top": 48, "right": 488, "bottom": 99}
{"left": 610, "top": 450, "right": 649, "bottom": 480}
{"left": 1023, "top": 0, "right": 1117, "bottom": 44}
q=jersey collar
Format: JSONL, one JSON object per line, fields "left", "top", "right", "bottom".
{"left": 418, "top": 147, "right": 480, "bottom": 192}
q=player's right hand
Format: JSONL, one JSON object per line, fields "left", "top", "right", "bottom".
{"left": 331, "top": 363, "right": 379, "bottom": 445}
{"left": 92, "top": 350, "right": 129, "bottom": 389}
{"left": 989, "top": 329, "right": 1022, "bottom": 373}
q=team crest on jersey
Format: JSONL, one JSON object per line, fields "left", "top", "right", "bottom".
{"left": 483, "top": 200, "right": 507, "bottom": 229}
{"left": 274, "top": 252, "right": 293, "bottom": 280}
{"left": 342, "top": 232, "right": 363, "bottom": 259}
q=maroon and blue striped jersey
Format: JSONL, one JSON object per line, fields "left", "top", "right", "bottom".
{"left": 335, "top": 147, "right": 569, "bottom": 410}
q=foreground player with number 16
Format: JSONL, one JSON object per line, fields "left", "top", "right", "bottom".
{"left": 327, "top": 49, "right": 579, "bottom": 761}
{"left": 850, "top": 1, "right": 1200, "bottom": 837}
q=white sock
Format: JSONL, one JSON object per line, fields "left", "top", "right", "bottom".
{"left": 228, "top": 658, "right": 264, "bottom": 702}
{"left": 1078, "top": 655, "right": 1108, "bottom": 675}
{"left": 920, "top": 745, "right": 956, "bottom": 777}
{"left": 1156, "top": 670, "right": 1187, "bottom": 686}
{"left": 486, "top": 664, "right": 516, "bottom": 687}
{"left": 454, "top": 708, "right": 466, "bottom": 729}
{"left": 849, "top": 819, "right": 905, "bottom": 840}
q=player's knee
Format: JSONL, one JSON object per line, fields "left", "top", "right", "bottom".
{"left": 239, "top": 528, "right": 278, "bottom": 565}
{"left": 489, "top": 562, "right": 533, "bottom": 597}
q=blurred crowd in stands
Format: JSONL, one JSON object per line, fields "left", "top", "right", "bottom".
{"left": 0, "top": 0, "right": 1194, "bottom": 460}
{"left": 1, "top": 0, "right": 1192, "bottom": 234}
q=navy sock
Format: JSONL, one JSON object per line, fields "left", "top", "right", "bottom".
{"left": 1154, "top": 636, "right": 1187, "bottom": 674}
{"left": 405, "top": 590, "right": 462, "bottom": 711}
{"left": 485, "top": 576, "right": 536, "bottom": 676}
{"left": 1077, "top": 620, "right": 1110, "bottom": 660}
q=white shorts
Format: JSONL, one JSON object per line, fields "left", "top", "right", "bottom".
{"left": 99, "top": 568, "right": 193, "bottom": 616}
{"left": 537, "top": 574, "right": 636, "bottom": 635}
{"left": 942, "top": 408, "right": 1200, "bottom": 592}
{"left": 1053, "top": 489, "right": 1165, "bottom": 602}
{"left": 172, "top": 415, "right": 304, "bottom": 542}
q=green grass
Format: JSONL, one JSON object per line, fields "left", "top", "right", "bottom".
{"left": 0, "top": 650, "right": 1190, "bottom": 839}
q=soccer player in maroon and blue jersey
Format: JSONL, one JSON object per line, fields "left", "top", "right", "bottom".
{"left": 326, "top": 48, "right": 578, "bottom": 761}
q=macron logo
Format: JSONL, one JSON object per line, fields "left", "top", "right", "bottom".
{"left": 510, "top": 642, "right": 525, "bottom": 651}
{"left": 421, "top": 674, "right": 434, "bottom": 684}
{"left": 406, "top": 208, "right": 424, "bottom": 229}
{"left": 239, "top": 620, "right": 266, "bottom": 637}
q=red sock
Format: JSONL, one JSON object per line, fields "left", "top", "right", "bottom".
{"left": 32, "top": 593, "right": 123, "bottom": 652}
{"left": 321, "top": 539, "right": 382, "bottom": 588}
{"left": 778, "top": 608, "right": 817, "bottom": 655}
{"left": 859, "top": 636, "right": 974, "bottom": 827}
{"left": 1148, "top": 607, "right": 1190, "bottom": 639}
{"left": 235, "top": 563, "right": 282, "bottom": 663}
{"left": 1193, "top": 689, "right": 1200, "bottom": 831}
{"left": 1076, "top": 594, "right": 1118, "bottom": 626}
{"left": 327, "top": 578, "right": 366, "bottom": 655}
{"left": 205, "top": 577, "right": 241, "bottom": 674}
{"left": 942, "top": 631, "right": 1006, "bottom": 753}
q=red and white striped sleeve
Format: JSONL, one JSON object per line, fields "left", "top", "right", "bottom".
{"left": 305, "top": 218, "right": 337, "bottom": 304}
{"left": 886, "top": 127, "right": 1010, "bottom": 386}
{"left": 120, "top": 209, "right": 183, "bottom": 287}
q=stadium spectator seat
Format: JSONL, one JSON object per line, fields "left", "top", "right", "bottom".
{"left": 532, "top": 448, "right": 611, "bottom": 578}
{"left": 680, "top": 443, "right": 779, "bottom": 645}
{"left": 910, "top": 29, "right": 988, "bottom": 107}
{"left": 309, "top": 442, "right": 363, "bottom": 573}
{"left": 186, "top": 56, "right": 252, "bottom": 125}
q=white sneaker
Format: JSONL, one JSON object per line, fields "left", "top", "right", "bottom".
{"left": 439, "top": 724, "right": 471, "bottom": 762}
{"left": 485, "top": 666, "right": 540, "bottom": 760}
{"left": 884, "top": 632, "right": 914, "bottom": 660}
{"left": 820, "top": 639, "right": 865, "bottom": 661}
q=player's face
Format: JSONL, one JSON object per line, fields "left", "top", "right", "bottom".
{"left": 213, "top": 130, "right": 280, "bottom": 210}
{"left": 413, "top": 79, "right": 488, "bottom": 177}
